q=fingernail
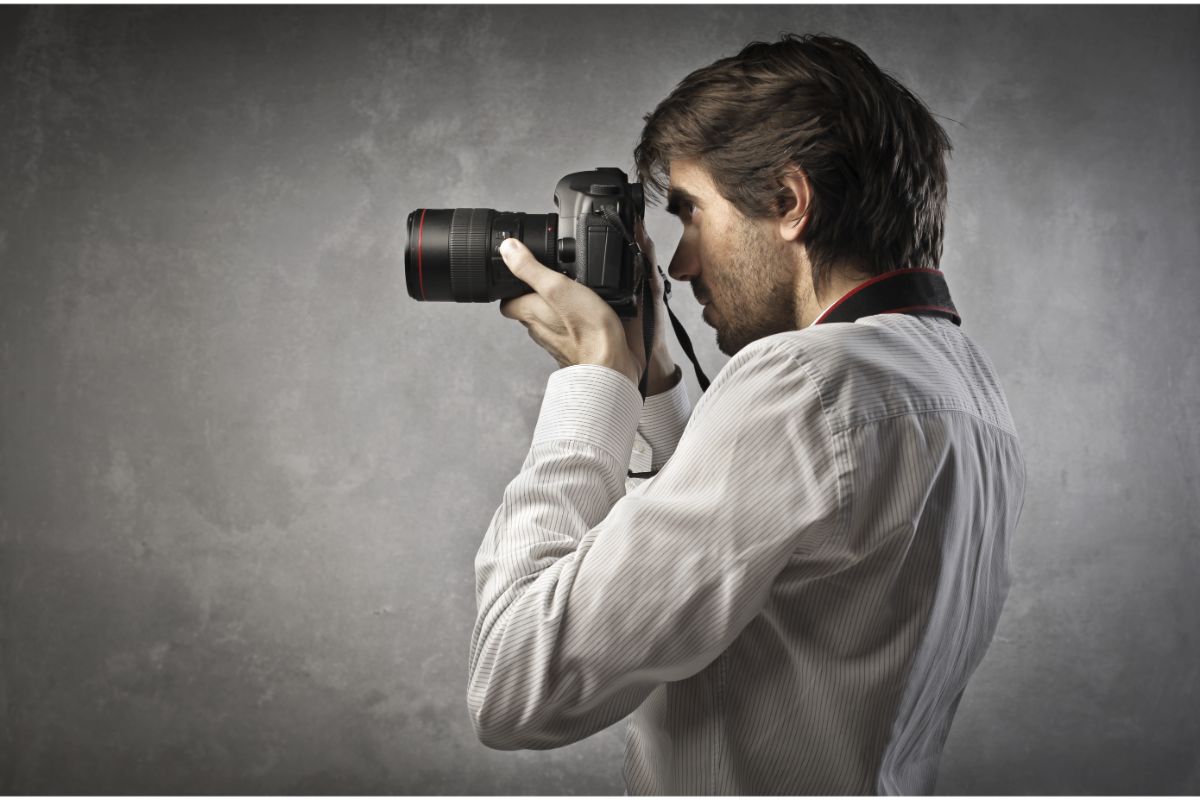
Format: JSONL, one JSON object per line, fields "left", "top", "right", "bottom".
{"left": 500, "top": 239, "right": 516, "bottom": 257}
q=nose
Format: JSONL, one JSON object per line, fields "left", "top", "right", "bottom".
{"left": 668, "top": 235, "right": 699, "bottom": 284}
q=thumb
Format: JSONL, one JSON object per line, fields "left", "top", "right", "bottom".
{"left": 500, "top": 238, "right": 556, "bottom": 294}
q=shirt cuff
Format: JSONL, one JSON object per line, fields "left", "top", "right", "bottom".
{"left": 531, "top": 364, "right": 643, "bottom": 468}
{"left": 638, "top": 372, "right": 692, "bottom": 470}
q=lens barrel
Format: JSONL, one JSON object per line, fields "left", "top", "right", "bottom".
{"left": 406, "top": 209, "right": 558, "bottom": 303}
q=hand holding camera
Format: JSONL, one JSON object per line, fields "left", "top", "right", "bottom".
{"left": 496, "top": 237, "right": 641, "bottom": 386}
{"left": 406, "top": 167, "right": 693, "bottom": 396}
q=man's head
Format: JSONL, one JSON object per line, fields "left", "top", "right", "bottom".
{"left": 634, "top": 34, "right": 952, "bottom": 354}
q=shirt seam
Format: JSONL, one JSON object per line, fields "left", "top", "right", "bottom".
{"left": 702, "top": 346, "right": 849, "bottom": 793}
{"left": 838, "top": 405, "right": 1020, "bottom": 439}
{"left": 713, "top": 649, "right": 729, "bottom": 792}
{"left": 783, "top": 351, "right": 852, "bottom": 559}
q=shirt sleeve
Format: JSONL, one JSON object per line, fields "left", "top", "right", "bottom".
{"left": 468, "top": 341, "right": 844, "bottom": 750}
{"left": 636, "top": 368, "right": 692, "bottom": 471}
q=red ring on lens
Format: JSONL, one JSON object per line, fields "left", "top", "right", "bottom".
{"left": 417, "top": 208, "right": 428, "bottom": 300}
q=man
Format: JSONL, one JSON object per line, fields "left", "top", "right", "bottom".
{"left": 468, "top": 33, "right": 1025, "bottom": 795}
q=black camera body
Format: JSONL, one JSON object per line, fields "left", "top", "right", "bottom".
{"left": 406, "top": 167, "right": 646, "bottom": 318}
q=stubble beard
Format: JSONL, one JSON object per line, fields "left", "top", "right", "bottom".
{"left": 710, "top": 217, "right": 800, "bottom": 357}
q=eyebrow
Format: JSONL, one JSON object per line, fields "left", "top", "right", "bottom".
{"left": 665, "top": 186, "right": 701, "bottom": 216}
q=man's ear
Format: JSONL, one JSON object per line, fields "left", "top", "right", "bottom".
{"left": 776, "top": 166, "right": 814, "bottom": 243}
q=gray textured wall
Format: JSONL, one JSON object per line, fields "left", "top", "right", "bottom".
{"left": 1, "top": 4, "right": 1197, "bottom": 795}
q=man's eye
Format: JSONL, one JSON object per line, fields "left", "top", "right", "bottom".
{"left": 667, "top": 199, "right": 695, "bottom": 224}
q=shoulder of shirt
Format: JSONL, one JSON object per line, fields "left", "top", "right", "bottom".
{"left": 722, "top": 316, "right": 943, "bottom": 417}
{"left": 693, "top": 327, "right": 849, "bottom": 415}
{"left": 730, "top": 319, "right": 903, "bottom": 380}
{"left": 734, "top": 316, "right": 1018, "bottom": 437}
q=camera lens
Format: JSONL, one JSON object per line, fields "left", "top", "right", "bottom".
{"left": 405, "top": 208, "right": 491, "bottom": 302}
{"left": 405, "top": 208, "right": 558, "bottom": 303}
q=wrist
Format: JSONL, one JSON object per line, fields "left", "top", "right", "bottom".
{"left": 593, "top": 352, "right": 641, "bottom": 388}
{"left": 647, "top": 361, "right": 681, "bottom": 395}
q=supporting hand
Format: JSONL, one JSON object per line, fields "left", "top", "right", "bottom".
{"left": 621, "top": 220, "right": 678, "bottom": 393}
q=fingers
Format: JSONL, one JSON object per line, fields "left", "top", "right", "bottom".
{"left": 499, "top": 293, "right": 550, "bottom": 325}
{"left": 515, "top": 314, "right": 569, "bottom": 368}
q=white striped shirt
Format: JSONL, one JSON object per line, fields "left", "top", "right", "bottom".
{"left": 469, "top": 312, "right": 1026, "bottom": 794}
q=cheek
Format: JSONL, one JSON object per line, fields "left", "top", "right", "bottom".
{"left": 702, "top": 230, "right": 733, "bottom": 284}
{"left": 695, "top": 228, "right": 718, "bottom": 270}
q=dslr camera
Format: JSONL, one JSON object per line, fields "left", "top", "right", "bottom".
{"left": 405, "top": 167, "right": 646, "bottom": 318}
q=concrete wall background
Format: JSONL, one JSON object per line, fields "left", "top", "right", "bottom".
{"left": 1, "top": 4, "right": 1197, "bottom": 794}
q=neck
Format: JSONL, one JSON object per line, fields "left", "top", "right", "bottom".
{"left": 798, "top": 268, "right": 871, "bottom": 328}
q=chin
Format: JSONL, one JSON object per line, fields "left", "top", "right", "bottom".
{"left": 714, "top": 328, "right": 740, "bottom": 357}
{"left": 716, "top": 322, "right": 768, "bottom": 357}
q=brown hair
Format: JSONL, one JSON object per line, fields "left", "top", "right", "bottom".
{"left": 633, "top": 33, "right": 953, "bottom": 288}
